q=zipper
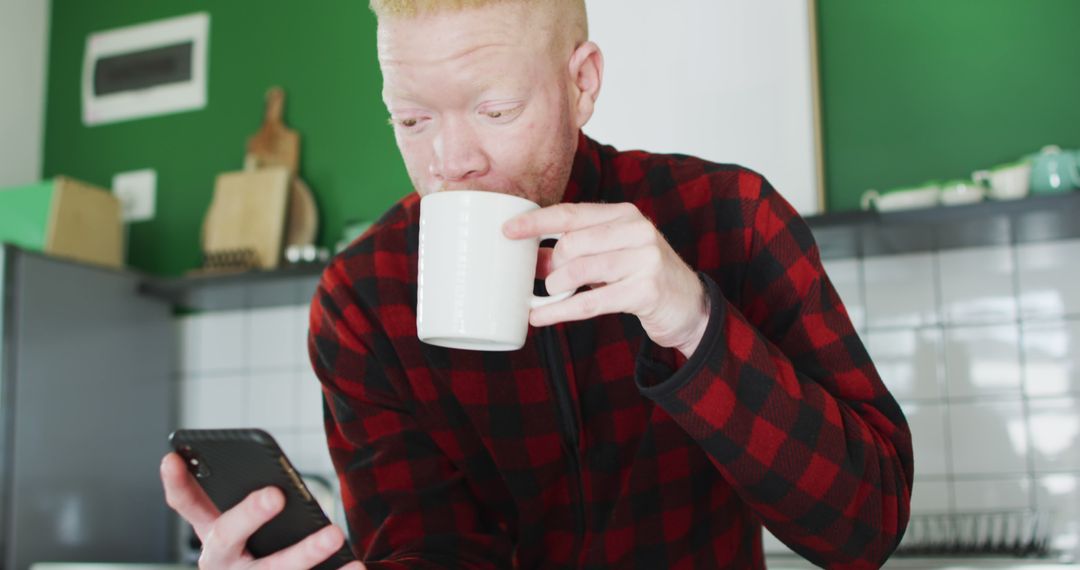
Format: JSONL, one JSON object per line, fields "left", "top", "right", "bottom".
{"left": 540, "top": 325, "right": 586, "bottom": 565}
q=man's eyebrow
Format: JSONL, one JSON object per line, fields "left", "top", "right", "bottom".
{"left": 382, "top": 84, "right": 432, "bottom": 106}
{"left": 383, "top": 91, "right": 423, "bottom": 104}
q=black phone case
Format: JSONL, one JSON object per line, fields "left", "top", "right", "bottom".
{"left": 170, "top": 428, "right": 355, "bottom": 570}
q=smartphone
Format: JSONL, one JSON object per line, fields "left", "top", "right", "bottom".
{"left": 169, "top": 428, "right": 356, "bottom": 570}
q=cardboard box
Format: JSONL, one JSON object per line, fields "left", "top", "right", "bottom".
{"left": 0, "top": 176, "right": 123, "bottom": 268}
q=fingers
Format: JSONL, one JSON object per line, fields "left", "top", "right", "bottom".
{"left": 160, "top": 452, "right": 221, "bottom": 540}
{"left": 201, "top": 487, "right": 285, "bottom": 565}
{"left": 530, "top": 278, "right": 647, "bottom": 328}
{"left": 544, "top": 247, "right": 657, "bottom": 298}
{"left": 249, "top": 524, "right": 356, "bottom": 570}
{"left": 504, "top": 202, "right": 641, "bottom": 239}
{"left": 548, "top": 218, "right": 657, "bottom": 269}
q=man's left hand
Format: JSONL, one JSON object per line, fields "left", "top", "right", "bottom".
{"left": 504, "top": 202, "right": 710, "bottom": 358}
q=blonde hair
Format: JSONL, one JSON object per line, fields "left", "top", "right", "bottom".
{"left": 370, "top": 0, "right": 588, "bottom": 45}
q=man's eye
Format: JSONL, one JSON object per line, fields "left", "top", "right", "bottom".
{"left": 481, "top": 106, "right": 521, "bottom": 121}
{"left": 388, "top": 116, "right": 422, "bottom": 129}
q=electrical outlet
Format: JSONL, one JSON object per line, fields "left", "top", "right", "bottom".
{"left": 112, "top": 169, "right": 157, "bottom": 222}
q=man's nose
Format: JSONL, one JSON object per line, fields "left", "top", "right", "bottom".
{"left": 430, "top": 119, "right": 489, "bottom": 183}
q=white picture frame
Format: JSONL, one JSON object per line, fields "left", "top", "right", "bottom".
{"left": 82, "top": 12, "right": 209, "bottom": 126}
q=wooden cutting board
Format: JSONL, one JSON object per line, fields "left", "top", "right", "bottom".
{"left": 246, "top": 87, "right": 299, "bottom": 175}
{"left": 285, "top": 177, "right": 318, "bottom": 247}
{"left": 200, "top": 167, "right": 290, "bottom": 272}
{"left": 244, "top": 87, "right": 318, "bottom": 248}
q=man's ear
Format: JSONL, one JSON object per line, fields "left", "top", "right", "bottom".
{"left": 568, "top": 41, "right": 603, "bottom": 129}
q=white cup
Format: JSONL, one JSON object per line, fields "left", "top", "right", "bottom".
{"left": 972, "top": 163, "right": 1031, "bottom": 201}
{"left": 417, "top": 190, "right": 573, "bottom": 351}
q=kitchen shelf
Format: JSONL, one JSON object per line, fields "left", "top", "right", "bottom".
{"left": 139, "top": 191, "right": 1080, "bottom": 311}
{"left": 139, "top": 262, "right": 325, "bottom": 312}
{"left": 804, "top": 191, "right": 1080, "bottom": 259}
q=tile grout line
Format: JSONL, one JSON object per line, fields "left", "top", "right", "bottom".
{"left": 929, "top": 248, "right": 959, "bottom": 515}
{"left": 1012, "top": 240, "right": 1042, "bottom": 515}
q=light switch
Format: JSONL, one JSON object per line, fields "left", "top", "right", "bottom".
{"left": 112, "top": 168, "right": 157, "bottom": 222}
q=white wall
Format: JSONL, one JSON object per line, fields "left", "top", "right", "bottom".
{"left": 0, "top": 0, "right": 50, "bottom": 188}
{"left": 583, "top": 1, "right": 822, "bottom": 215}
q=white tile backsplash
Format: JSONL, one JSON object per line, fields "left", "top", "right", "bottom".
{"left": 867, "top": 328, "right": 944, "bottom": 401}
{"left": 1027, "top": 397, "right": 1080, "bottom": 472}
{"left": 180, "top": 374, "right": 249, "bottom": 429}
{"left": 761, "top": 526, "right": 797, "bottom": 556}
{"left": 176, "top": 317, "right": 201, "bottom": 375}
{"left": 179, "top": 378, "right": 202, "bottom": 429}
{"left": 196, "top": 311, "right": 247, "bottom": 373}
{"left": 1023, "top": 320, "right": 1080, "bottom": 397}
{"left": 943, "top": 325, "right": 1022, "bottom": 399}
{"left": 909, "top": 479, "right": 952, "bottom": 514}
{"left": 294, "top": 429, "right": 335, "bottom": 477}
{"left": 948, "top": 401, "right": 1029, "bottom": 476}
{"left": 297, "top": 368, "right": 325, "bottom": 431}
{"left": 247, "top": 306, "right": 301, "bottom": 371}
{"left": 248, "top": 371, "right": 298, "bottom": 431}
{"left": 1017, "top": 239, "right": 1080, "bottom": 319}
{"left": 822, "top": 258, "right": 865, "bottom": 332}
{"left": 938, "top": 246, "right": 1018, "bottom": 325}
{"left": 952, "top": 477, "right": 1032, "bottom": 512}
{"left": 1037, "top": 474, "right": 1080, "bottom": 559}
{"left": 864, "top": 253, "right": 939, "bottom": 329}
{"left": 176, "top": 303, "right": 331, "bottom": 458}
{"left": 294, "top": 304, "right": 312, "bottom": 370}
{"left": 901, "top": 403, "right": 949, "bottom": 476}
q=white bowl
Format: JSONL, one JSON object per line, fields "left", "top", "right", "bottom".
{"left": 862, "top": 186, "right": 941, "bottom": 211}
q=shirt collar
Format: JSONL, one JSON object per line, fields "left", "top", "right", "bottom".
{"left": 560, "top": 131, "right": 605, "bottom": 204}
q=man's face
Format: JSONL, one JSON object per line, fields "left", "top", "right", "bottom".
{"left": 377, "top": 3, "right": 579, "bottom": 206}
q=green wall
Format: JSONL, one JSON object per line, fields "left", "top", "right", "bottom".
{"left": 817, "top": 0, "right": 1080, "bottom": 211}
{"left": 41, "top": 2, "right": 1080, "bottom": 275}
{"left": 43, "top": 1, "right": 408, "bottom": 276}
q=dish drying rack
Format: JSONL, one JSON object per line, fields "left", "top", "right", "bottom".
{"left": 895, "top": 510, "right": 1054, "bottom": 558}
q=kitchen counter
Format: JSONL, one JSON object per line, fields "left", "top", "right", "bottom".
{"left": 768, "top": 555, "right": 1080, "bottom": 569}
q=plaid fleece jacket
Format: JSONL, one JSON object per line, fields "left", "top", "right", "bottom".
{"left": 309, "top": 133, "right": 913, "bottom": 569}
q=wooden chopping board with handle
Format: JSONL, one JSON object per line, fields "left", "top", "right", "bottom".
{"left": 200, "top": 166, "right": 291, "bottom": 272}
{"left": 245, "top": 87, "right": 318, "bottom": 249}
{"left": 246, "top": 87, "right": 299, "bottom": 174}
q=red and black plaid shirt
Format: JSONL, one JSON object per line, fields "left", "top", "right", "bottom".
{"left": 309, "top": 133, "right": 913, "bottom": 569}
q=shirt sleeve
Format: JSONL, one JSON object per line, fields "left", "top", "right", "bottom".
{"left": 309, "top": 262, "right": 514, "bottom": 569}
{"left": 635, "top": 175, "right": 914, "bottom": 569}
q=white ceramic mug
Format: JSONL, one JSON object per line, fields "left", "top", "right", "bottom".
{"left": 417, "top": 190, "right": 573, "bottom": 351}
{"left": 972, "top": 162, "right": 1031, "bottom": 201}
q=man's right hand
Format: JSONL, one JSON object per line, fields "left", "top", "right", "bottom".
{"left": 160, "top": 452, "right": 366, "bottom": 569}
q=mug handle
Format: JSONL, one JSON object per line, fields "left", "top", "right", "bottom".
{"left": 529, "top": 233, "right": 575, "bottom": 309}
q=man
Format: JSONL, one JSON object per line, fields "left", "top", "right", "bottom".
{"left": 161, "top": 0, "right": 913, "bottom": 568}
